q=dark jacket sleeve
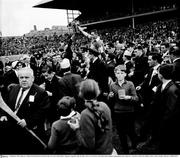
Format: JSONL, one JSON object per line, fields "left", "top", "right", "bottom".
{"left": 63, "top": 38, "right": 73, "bottom": 62}
{"left": 25, "top": 89, "right": 50, "bottom": 130}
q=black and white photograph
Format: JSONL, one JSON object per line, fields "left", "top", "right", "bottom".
{"left": 0, "top": 0, "right": 180, "bottom": 156}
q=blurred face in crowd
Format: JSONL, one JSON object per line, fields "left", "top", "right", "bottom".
{"left": 160, "top": 45, "right": 167, "bottom": 54}
{"left": 133, "top": 49, "right": 142, "bottom": 57}
{"left": 5, "top": 57, "right": 10, "bottom": 63}
{"left": 115, "top": 48, "right": 124, "bottom": 55}
{"left": 162, "top": 55, "right": 171, "bottom": 64}
{"left": 46, "top": 59, "right": 53, "bottom": 67}
{"left": 23, "top": 56, "right": 30, "bottom": 64}
{"left": 18, "top": 68, "right": 34, "bottom": 90}
{"left": 5, "top": 65, "right": 12, "bottom": 72}
{"left": 154, "top": 46, "right": 160, "bottom": 53}
{"left": 16, "top": 62, "right": 23, "bottom": 70}
{"left": 72, "top": 52, "right": 77, "bottom": 59}
{"left": 88, "top": 52, "right": 94, "bottom": 62}
{"left": 169, "top": 44, "right": 179, "bottom": 62}
{"left": 148, "top": 55, "right": 156, "bottom": 67}
{"left": 122, "top": 54, "right": 128, "bottom": 62}
{"left": 56, "top": 55, "right": 62, "bottom": 62}
{"left": 42, "top": 72, "right": 54, "bottom": 82}
{"left": 115, "top": 69, "right": 126, "bottom": 82}
{"left": 52, "top": 56, "right": 58, "bottom": 63}
{"left": 34, "top": 52, "right": 43, "bottom": 60}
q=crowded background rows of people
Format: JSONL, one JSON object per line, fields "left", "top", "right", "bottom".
{"left": 0, "top": 16, "right": 180, "bottom": 154}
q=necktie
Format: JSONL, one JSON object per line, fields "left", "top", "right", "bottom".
{"left": 149, "top": 68, "right": 154, "bottom": 86}
{"left": 15, "top": 89, "right": 25, "bottom": 111}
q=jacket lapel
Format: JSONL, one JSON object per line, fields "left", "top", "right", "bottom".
{"left": 11, "top": 86, "right": 21, "bottom": 110}
{"left": 19, "top": 85, "right": 36, "bottom": 109}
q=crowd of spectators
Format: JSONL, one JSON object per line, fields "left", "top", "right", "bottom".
{"left": 0, "top": 17, "right": 180, "bottom": 155}
{"left": 0, "top": 33, "right": 70, "bottom": 56}
{"left": 1, "top": 18, "right": 178, "bottom": 57}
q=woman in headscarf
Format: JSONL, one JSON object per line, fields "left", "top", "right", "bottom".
{"left": 68, "top": 79, "right": 115, "bottom": 154}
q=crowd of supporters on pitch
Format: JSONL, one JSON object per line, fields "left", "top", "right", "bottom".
{"left": 0, "top": 17, "right": 180, "bottom": 154}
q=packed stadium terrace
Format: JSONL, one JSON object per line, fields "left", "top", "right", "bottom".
{"left": 1, "top": 18, "right": 179, "bottom": 57}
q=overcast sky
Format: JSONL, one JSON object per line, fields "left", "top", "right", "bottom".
{"left": 0, "top": 0, "right": 71, "bottom": 37}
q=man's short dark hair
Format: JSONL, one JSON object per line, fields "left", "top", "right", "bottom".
{"left": 88, "top": 48, "right": 99, "bottom": 57}
{"left": 158, "top": 64, "right": 173, "bottom": 80}
{"left": 41, "top": 65, "right": 54, "bottom": 74}
{"left": 169, "top": 45, "right": 180, "bottom": 57}
{"left": 149, "top": 53, "right": 162, "bottom": 64}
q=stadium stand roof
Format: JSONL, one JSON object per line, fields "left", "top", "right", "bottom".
{"left": 33, "top": 0, "right": 178, "bottom": 29}
{"left": 34, "top": 0, "right": 177, "bottom": 12}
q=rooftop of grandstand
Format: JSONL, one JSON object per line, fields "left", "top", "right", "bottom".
{"left": 34, "top": 0, "right": 178, "bottom": 28}
{"left": 34, "top": 0, "right": 177, "bottom": 13}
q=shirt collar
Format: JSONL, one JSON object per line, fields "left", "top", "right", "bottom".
{"left": 153, "top": 64, "right": 160, "bottom": 70}
{"left": 124, "top": 60, "right": 129, "bottom": 65}
{"left": 60, "top": 110, "right": 77, "bottom": 120}
{"left": 20, "top": 87, "right": 31, "bottom": 94}
{"left": 93, "top": 57, "right": 98, "bottom": 63}
{"left": 116, "top": 79, "right": 127, "bottom": 87}
{"left": 173, "top": 57, "right": 180, "bottom": 63}
{"left": 162, "top": 80, "right": 171, "bottom": 91}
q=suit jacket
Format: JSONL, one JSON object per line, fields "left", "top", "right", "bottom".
{"left": 7, "top": 84, "right": 50, "bottom": 132}
{"left": 88, "top": 58, "right": 109, "bottom": 93}
{"left": 140, "top": 67, "right": 161, "bottom": 106}
{"left": 45, "top": 75, "right": 62, "bottom": 122}
{"left": 0, "top": 84, "right": 50, "bottom": 153}
{"left": 106, "top": 60, "right": 116, "bottom": 81}
{"left": 30, "top": 57, "right": 46, "bottom": 85}
{"left": 152, "top": 81, "right": 180, "bottom": 153}
{"left": 133, "top": 55, "right": 149, "bottom": 86}
{"left": 152, "top": 81, "right": 180, "bottom": 128}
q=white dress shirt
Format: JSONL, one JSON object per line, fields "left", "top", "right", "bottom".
{"left": 15, "top": 88, "right": 30, "bottom": 113}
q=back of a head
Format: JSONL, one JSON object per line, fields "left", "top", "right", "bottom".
{"left": 169, "top": 45, "right": 180, "bottom": 57}
{"left": 124, "top": 50, "right": 132, "bottom": 57}
{"left": 158, "top": 64, "right": 173, "bottom": 80}
{"left": 79, "top": 79, "right": 100, "bottom": 100}
{"left": 88, "top": 48, "right": 99, "bottom": 57}
{"left": 57, "top": 96, "right": 76, "bottom": 116}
